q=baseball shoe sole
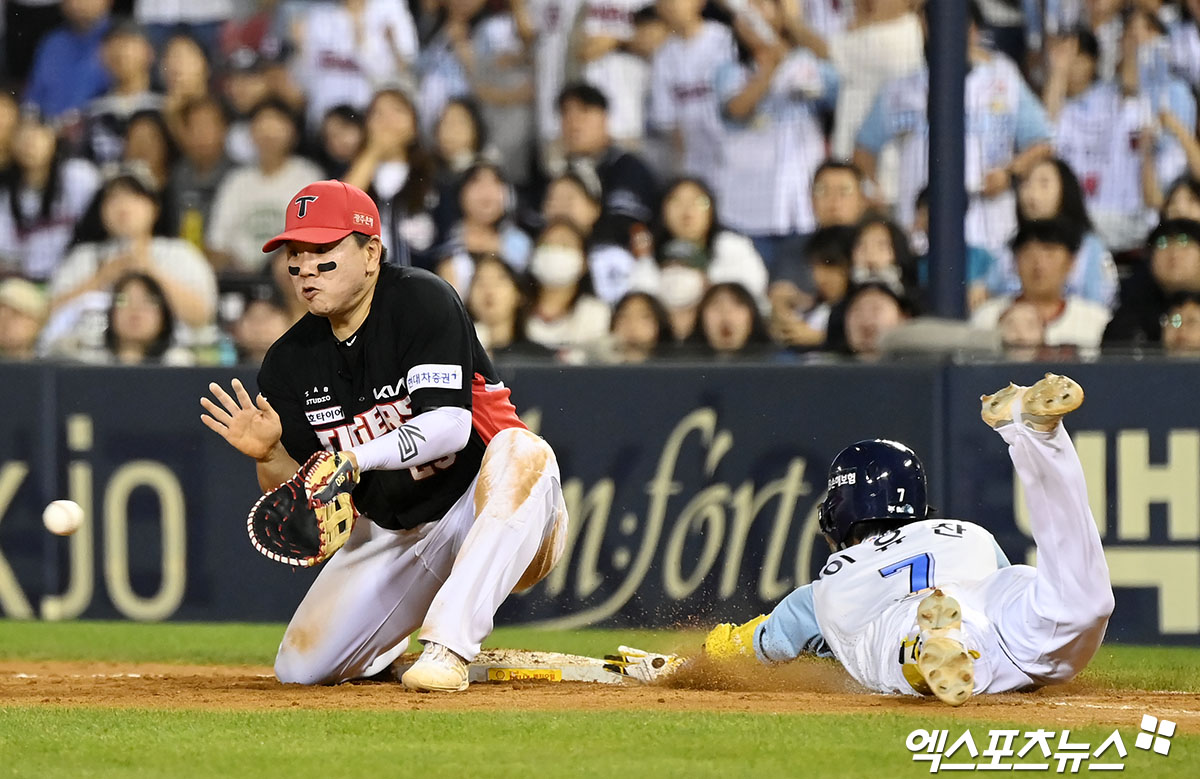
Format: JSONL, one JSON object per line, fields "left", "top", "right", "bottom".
{"left": 915, "top": 589, "right": 975, "bottom": 707}
{"left": 981, "top": 373, "right": 1084, "bottom": 432}
{"left": 401, "top": 642, "right": 469, "bottom": 692}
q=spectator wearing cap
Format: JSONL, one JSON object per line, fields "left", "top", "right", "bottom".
{"left": 169, "top": 97, "right": 233, "bottom": 250}
{"left": 770, "top": 225, "right": 854, "bottom": 350}
{"left": 82, "top": 19, "right": 164, "bottom": 164}
{"left": 1104, "top": 218, "right": 1200, "bottom": 347}
{"left": 24, "top": 0, "right": 114, "bottom": 121}
{"left": 43, "top": 168, "right": 217, "bottom": 358}
{"left": 0, "top": 277, "right": 49, "bottom": 360}
{"left": 1161, "top": 291, "right": 1200, "bottom": 355}
{"left": 839, "top": 279, "right": 915, "bottom": 360}
{"left": 971, "top": 219, "right": 1111, "bottom": 351}
{"left": 714, "top": 0, "right": 837, "bottom": 276}
{"left": 295, "top": 0, "right": 419, "bottom": 130}
{"left": 557, "top": 82, "right": 660, "bottom": 253}
{"left": 206, "top": 99, "right": 323, "bottom": 274}
{"left": 0, "top": 110, "right": 101, "bottom": 281}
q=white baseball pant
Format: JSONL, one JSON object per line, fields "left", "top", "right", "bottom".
{"left": 967, "top": 418, "right": 1116, "bottom": 688}
{"left": 273, "top": 427, "right": 568, "bottom": 685}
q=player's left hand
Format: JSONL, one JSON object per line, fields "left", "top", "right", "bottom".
{"left": 304, "top": 450, "right": 361, "bottom": 509}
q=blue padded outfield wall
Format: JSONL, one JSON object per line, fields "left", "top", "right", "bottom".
{"left": 0, "top": 361, "right": 1196, "bottom": 645}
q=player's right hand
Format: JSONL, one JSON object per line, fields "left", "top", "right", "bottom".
{"left": 200, "top": 379, "right": 284, "bottom": 462}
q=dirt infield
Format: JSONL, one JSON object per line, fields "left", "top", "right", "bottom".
{"left": 3, "top": 659, "right": 1199, "bottom": 728}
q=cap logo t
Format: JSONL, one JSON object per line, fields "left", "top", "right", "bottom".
{"left": 294, "top": 195, "right": 319, "bottom": 218}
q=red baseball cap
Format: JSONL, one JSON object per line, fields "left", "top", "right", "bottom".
{"left": 261, "top": 180, "right": 382, "bottom": 253}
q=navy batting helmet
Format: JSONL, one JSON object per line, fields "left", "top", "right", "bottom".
{"left": 818, "top": 439, "right": 928, "bottom": 551}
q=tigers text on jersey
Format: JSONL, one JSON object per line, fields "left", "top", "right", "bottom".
{"left": 810, "top": 519, "right": 1005, "bottom": 695}
{"left": 258, "top": 265, "right": 525, "bottom": 530}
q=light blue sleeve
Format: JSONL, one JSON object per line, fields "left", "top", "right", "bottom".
{"left": 1168, "top": 79, "right": 1198, "bottom": 138}
{"left": 1014, "top": 79, "right": 1052, "bottom": 150}
{"left": 755, "top": 583, "right": 834, "bottom": 663}
{"left": 855, "top": 90, "right": 891, "bottom": 154}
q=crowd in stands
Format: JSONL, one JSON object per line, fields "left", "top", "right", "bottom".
{"left": 2, "top": 0, "right": 1200, "bottom": 367}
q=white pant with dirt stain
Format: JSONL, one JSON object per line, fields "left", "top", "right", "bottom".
{"left": 274, "top": 427, "right": 568, "bottom": 685}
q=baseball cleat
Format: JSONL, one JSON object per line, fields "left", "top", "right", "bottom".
{"left": 914, "top": 589, "right": 975, "bottom": 707}
{"left": 401, "top": 642, "right": 469, "bottom": 692}
{"left": 916, "top": 588, "right": 962, "bottom": 632}
{"left": 917, "top": 635, "right": 976, "bottom": 707}
{"left": 980, "top": 374, "right": 1083, "bottom": 432}
{"left": 703, "top": 615, "right": 768, "bottom": 662}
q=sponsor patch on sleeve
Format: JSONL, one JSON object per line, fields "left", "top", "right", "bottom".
{"left": 306, "top": 406, "right": 345, "bottom": 426}
{"left": 406, "top": 363, "right": 463, "bottom": 393}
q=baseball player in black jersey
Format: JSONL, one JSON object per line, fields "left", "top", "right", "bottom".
{"left": 200, "top": 180, "right": 568, "bottom": 692}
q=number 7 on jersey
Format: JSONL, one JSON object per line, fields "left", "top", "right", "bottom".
{"left": 879, "top": 553, "right": 934, "bottom": 593}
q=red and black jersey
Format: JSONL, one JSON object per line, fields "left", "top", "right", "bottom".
{"left": 258, "top": 265, "right": 526, "bottom": 530}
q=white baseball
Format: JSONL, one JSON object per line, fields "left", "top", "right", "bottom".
{"left": 43, "top": 500, "right": 84, "bottom": 536}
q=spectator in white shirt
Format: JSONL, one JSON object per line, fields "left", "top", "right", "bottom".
{"left": 294, "top": 0, "right": 419, "bottom": 129}
{"left": 716, "top": 0, "right": 838, "bottom": 273}
{"left": 0, "top": 111, "right": 100, "bottom": 281}
{"left": 578, "top": 0, "right": 655, "bottom": 149}
{"left": 648, "top": 0, "right": 736, "bottom": 180}
{"left": 206, "top": 98, "right": 323, "bottom": 274}
{"left": 44, "top": 167, "right": 217, "bottom": 356}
